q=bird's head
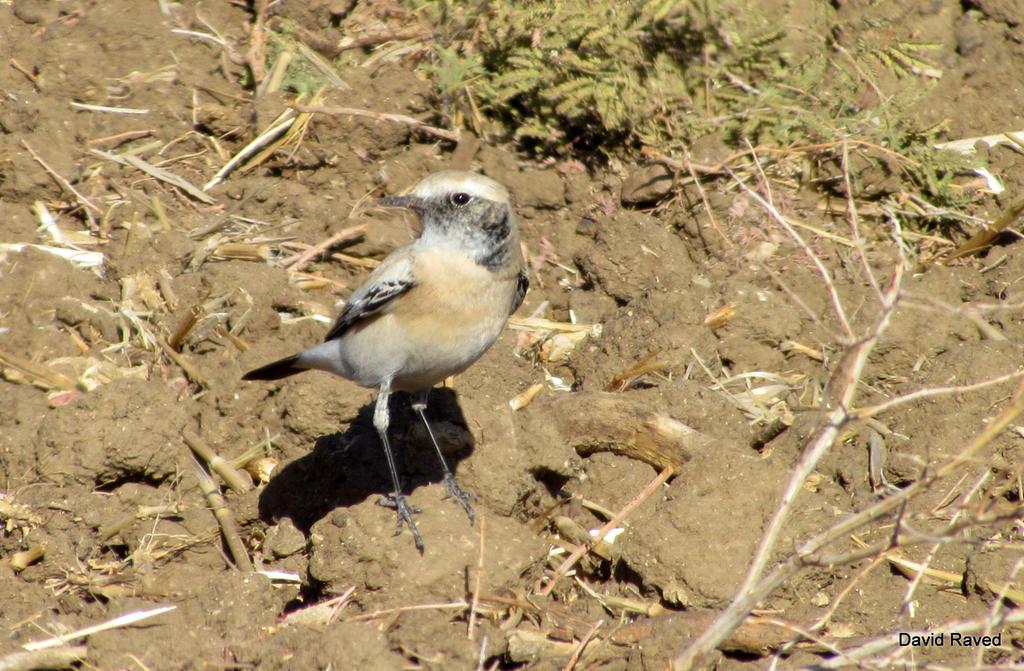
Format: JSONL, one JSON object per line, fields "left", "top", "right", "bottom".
{"left": 380, "top": 171, "right": 517, "bottom": 269}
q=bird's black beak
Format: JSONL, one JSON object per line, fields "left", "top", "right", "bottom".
{"left": 379, "top": 194, "right": 428, "bottom": 212}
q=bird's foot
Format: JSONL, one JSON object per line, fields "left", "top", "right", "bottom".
{"left": 376, "top": 494, "right": 424, "bottom": 551}
{"left": 441, "top": 473, "right": 477, "bottom": 524}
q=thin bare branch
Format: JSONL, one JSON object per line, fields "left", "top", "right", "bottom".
{"left": 292, "top": 104, "right": 459, "bottom": 142}
{"left": 729, "top": 165, "right": 855, "bottom": 341}
{"left": 539, "top": 466, "right": 672, "bottom": 596}
{"left": 853, "top": 369, "right": 1024, "bottom": 419}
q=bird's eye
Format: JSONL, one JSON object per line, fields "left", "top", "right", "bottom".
{"left": 450, "top": 192, "right": 472, "bottom": 206}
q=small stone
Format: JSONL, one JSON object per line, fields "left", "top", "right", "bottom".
{"left": 329, "top": 509, "right": 349, "bottom": 528}
{"left": 576, "top": 217, "right": 598, "bottom": 237}
{"left": 689, "top": 132, "right": 730, "bottom": 166}
{"left": 954, "top": 11, "right": 985, "bottom": 56}
{"left": 811, "top": 591, "right": 831, "bottom": 607}
{"left": 621, "top": 164, "right": 673, "bottom": 206}
{"left": 12, "top": 0, "right": 56, "bottom": 24}
{"left": 264, "top": 518, "right": 307, "bottom": 559}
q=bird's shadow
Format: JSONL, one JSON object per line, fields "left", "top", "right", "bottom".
{"left": 258, "top": 388, "right": 474, "bottom": 533}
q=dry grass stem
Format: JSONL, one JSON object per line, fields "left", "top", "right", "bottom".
{"left": 8, "top": 58, "right": 40, "bottom": 90}
{"left": 158, "top": 338, "right": 206, "bottom": 387}
{"left": 703, "top": 302, "right": 736, "bottom": 330}
{"left": 215, "top": 325, "right": 250, "bottom": 352}
{"left": 946, "top": 190, "right": 1024, "bottom": 260}
{"left": 539, "top": 466, "right": 672, "bottom": 596}
{"left": 934, "top": 129, "right": 1024, "bottom": 154}
{"left": 9, "top": 545, "right": 45, "bottom": 571}
{"left": 555, "top": 517, "right": 616, "bottom": 561}
{"left": 167, "top": 305, "right": 202, "bottom": 352}
{"left": 508, "top": 382, "right": 543, "bottom": 410}
{"left": 605, "top": 351, "right": 671, "bottom": 392}
{"left": 21, "top": 140, "right": 101, "bottom": 218}
{"left": 680, "top": 145, "right": 732, "bottom": 248}
{"left": 22, "top": 606, "right": 176, "bottom": 651}
{"left": 87, "top": 129, "right": 155, "bottom": 148}
{"left": 190, "top": 458, "right": 253, "bottom": 572}
{"left": 291, "top": 104, "right": 459, "bottom": 142}
{"left": 332, "top": 252, "right": 380, "bottom": 269}
{"left": 183, "top": 430, "right": 253, "bottom": 494}
{"left": 281, "top": 224, "right": 367, "bottom": 271}
{"left": 203, "top": 114, "right": 296, "bottom": 191}
{"left": 150, "top": 194, "right": 171, "bottom": 230}
{"left": 468, "top": 514, "right": 486, "bottom": 640}
{"left": 91, "top": 149, "right": 214, "bottom": 205}
{"left": 211, "top": 242, "right": 271, "bottom": 261}
{"left": 575, "top": 578, "right": 664, "bottom": 616}
{"left": 99, "top": 503, "right": 183, "bottom": 541}
{"left": 214, "top": 91, "right": 324, "bottom": 192}
{"left": 260, "top": 48, "right": 293, "bottom": 97}
{"left": 0, "top": 349, "right": 79, "bottom": 391}
{"left": 841, "top": 142, "right": 883, "bottom": 301}
{"left": 346, "top": 601, "right": 470, "bottom": 623}
{"left": 335, "top": 29, "right": 432, "bottom": 54}
{"left": 293, "top": 41, "right": 349, "bottom": 91}
{"left": 562, "top": 617, "right": 604, "bottom": 671}
{"left": 779, "top": 340, "right": 824, "bottom": 362}
{"left": 281, "top": 587, "right": 356, "bottom": 626}
{"left": 785, "top": 216, "right": 856, "bottom": 248}
{"left": 69, "top": 102, "right": 150, "bottom": 115}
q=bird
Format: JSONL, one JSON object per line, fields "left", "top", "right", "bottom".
{"left": 242, "top": 171, "right": 528, "bottom": 551}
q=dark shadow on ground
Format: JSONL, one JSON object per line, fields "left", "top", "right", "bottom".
{"left": 258, "top": 387, "right": 473, "bottom": 533}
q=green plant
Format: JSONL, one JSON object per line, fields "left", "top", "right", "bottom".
{"left": 415, "top": 0, "right": 972, "bottom": 210}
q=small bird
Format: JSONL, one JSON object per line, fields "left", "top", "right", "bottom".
{"left": 243, "top": 171, "right": 528, "bottom": 550}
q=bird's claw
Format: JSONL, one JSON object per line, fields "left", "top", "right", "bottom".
{"left": 441, "top": 473, "right": 477, "bottom": 524}
{"left": 376, "top": 494, "right": 424, "bottom": 551}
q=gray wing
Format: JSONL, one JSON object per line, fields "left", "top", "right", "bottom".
{"left": 324, "top": 249, "right": 416, "bottom": 342}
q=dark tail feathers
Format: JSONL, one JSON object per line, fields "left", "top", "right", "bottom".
{"left": 242, "top": 354, "right": 305, "bottom": 381}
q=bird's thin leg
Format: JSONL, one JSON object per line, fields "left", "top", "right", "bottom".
{"left": 374, "top": 381, "right": 424, "bottom": 551}
{"left": 412, "top": 389, "right": 476, "bottom": 523}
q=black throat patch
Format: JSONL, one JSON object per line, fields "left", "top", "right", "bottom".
{"left": 475, "top": 205, "right": 512, "bottom": 270}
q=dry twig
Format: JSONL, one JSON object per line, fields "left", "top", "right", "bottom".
{"left": 468, "top": 514, "right": 486, "bottom": 640}
{"left": 346, "top": 601, "right": 469, "bottom": 623}
{"left": 91, "top": 149, "right": 214, "bottom": 204}
{"left": 291, "top": 104, "right": 459, "bottom": 142}
{"left": 191, "top": 458, "right": 253, "bottom": 572}
{"left": 8, "top": 58, "right": 40, "bottom": 90}
{"left": 183, "top": 430, "right": 252, "bottom": 494}
{"left": 281, "top": 224, "right": 367, "bottom": 272}
{"left": 539, "top": 466, "right": 672, "bottom": 596}
{"left": 21, "top": 140, "right": 101, "bottom": 219}
{"left": 0, "top": 349, "right": 79, "bottom": 391}
{"left": 674, "top": 376, "right": 1024, "bottom": 670}
{"left": 158, "top": 338, "right": 206, "bottom": 387}
{"left": 562, "top": 618, "right": 604, "bottom": 671}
